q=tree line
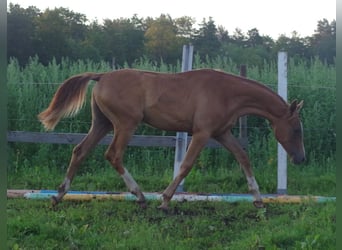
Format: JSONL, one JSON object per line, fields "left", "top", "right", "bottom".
{"left": 8, "top": 3, "right": 336, "bottom": 67}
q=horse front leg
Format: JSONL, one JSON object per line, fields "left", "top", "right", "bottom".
{"left": 215, "top": 131, "right": 264, "bottom": 208}
{"left": 159, "top": 132, "right": 209, "bottom": 210}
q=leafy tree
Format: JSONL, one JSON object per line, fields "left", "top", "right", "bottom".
{"left": 7, "top": 4, "right": 40, "bottom": 65}
{"left": 192, "top": 17, "right": 221, "bottom": 59}
{"left": 34, "top": 7, "right": 88, "bottom": 64}
{"left": 217, "top": 25, "right": 230, "bottom": 43}
{"left": 275, "top": 32, "right": 312, "bottom": 63}
{"left": 7, "top": 4, "right": 336, "bottom": 67}
{"left": 79, "top": 20, "right": 106, "bottom": 62}
{"left": 246, "top": 28, "right": 263, "bottom": 47}
{"left": 174, "top": 16, "right": 196, "bottom": 39}
{"left": 310, "top": 19, "right": 336, "bottom": 64}
{"left": 100, "top": 17, "right": 145, "bottom": 67}
{"left": 231, "top": 28, "right": 247, "bottom": 46}
{"left": 144, "top": 14, "right": 183, "bottom": 63}
{"left": 219, "top": 28, "right": 275, "bottom": 67}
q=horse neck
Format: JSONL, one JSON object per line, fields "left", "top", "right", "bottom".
{"left": 237, "top": 84, "right": 288, "bottom": 123}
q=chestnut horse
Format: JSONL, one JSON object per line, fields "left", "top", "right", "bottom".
{"left": 38, "top": 69, "right": 305, "bottom": 209}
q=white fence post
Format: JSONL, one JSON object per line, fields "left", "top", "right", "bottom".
{"left": 174, "top": 44, "right": 193, "bottom": 192}
{"left": 277, "top": 51, "right": 288, "bottom": 194}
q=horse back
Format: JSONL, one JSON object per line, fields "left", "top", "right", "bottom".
{"left": 93, "top": 69, "right": 241, "bottom": 132}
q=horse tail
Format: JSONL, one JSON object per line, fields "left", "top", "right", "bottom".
{"left": 38, "top": 72, "right": 104, "bottom": 131}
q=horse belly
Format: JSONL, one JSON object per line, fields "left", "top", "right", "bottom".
{"left": 142, "top": 107, "right": 193, "bottom": 132}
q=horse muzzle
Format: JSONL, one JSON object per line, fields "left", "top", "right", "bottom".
{"left": 291, "top": 153, "right": 306, "bottom": 165}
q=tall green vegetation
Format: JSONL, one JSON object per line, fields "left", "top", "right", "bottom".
{"left": 7, "top": 56, "right": 335, "bottom": 181}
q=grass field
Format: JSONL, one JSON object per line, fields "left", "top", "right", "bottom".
{"left": 7, "top": 161, "right": 336, "bottom": 249}
{"left": 7, "top": 198, "right": 336, "bottom": 249}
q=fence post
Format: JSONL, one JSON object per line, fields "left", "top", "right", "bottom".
{"left": 174, "top": 44, "right": 193, "bottom": 192}
{"left": 277, "top": 51, "right": 288, "bottom": 194}
{"left": 239, "top": 65, "right": 248, "bottom": 150}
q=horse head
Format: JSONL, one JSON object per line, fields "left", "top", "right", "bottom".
{"left": 272, "top": 100, "right": 306, "bottom": 164}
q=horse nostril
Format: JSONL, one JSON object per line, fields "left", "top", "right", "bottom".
{"left": 293, "top": 155, "right": 306, "bottom": 165}
{"left": 298, "top": 156, "right": 306, "bottom": 164}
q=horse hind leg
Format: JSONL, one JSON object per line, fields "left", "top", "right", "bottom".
{"left": 52, "top": 124, "right": 111, "bottom": 206}
{"left": 105, "top": 125, "right": 146, "bottom": 208}
{"left": 52, "top": 99, "right": 112, "bottom": 206}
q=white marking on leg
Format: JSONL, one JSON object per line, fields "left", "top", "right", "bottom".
{"left": 247, "top": 176, "right": 259, "bottom": 191}
{"left": 247, "top": 176, "right": 262, "bottom": 201}
{"left": 121, "top": 168, "right": 140, "bottom": 193}
{"left": 63, "top": 178, "right": 71, "bottom": 192}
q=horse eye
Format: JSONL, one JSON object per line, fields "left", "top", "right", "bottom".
{"left": 293, "top": 128, "right": 302, "bottom": 136}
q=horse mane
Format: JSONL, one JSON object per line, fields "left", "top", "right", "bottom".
{"left": 208, "top": 69, "right": 288, "bottom": 106}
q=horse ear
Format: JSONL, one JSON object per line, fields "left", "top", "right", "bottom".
{"left": 296, "top": 100, "right": 304, "bottom": 112}
{"left": 289, "top": 100, "right": 298, "bottom": 114}
{"left": 289, "top": 100, "right": 304, "bottom": 115}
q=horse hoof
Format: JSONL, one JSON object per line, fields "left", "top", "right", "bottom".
{"left": 157, "top": 204, "right": 169, "bottom": 213}
{"left": 137, "top": 201, "right": 147, "bottom": 209}
{"left": 51, "top": 196, "right": 59, "bottom": 207}
{"left": 253, "top": 200, "right": 265, "bottom": 208}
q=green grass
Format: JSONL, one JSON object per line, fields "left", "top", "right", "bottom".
{"left": 7, "top": 159, "right": 336, "bottom": 249}
{"left": 7, "top": 199, "right": 335, "bottom": 250}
